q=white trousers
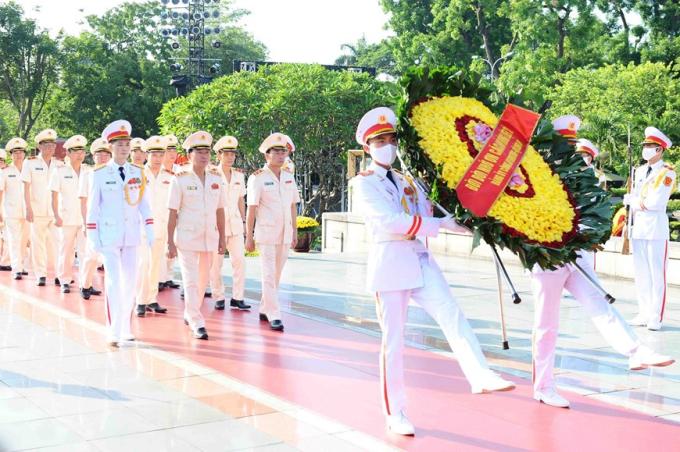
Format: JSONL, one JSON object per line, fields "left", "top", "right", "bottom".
{"left": 178, "top": 249, "right": 211, "bottom": 330}
{"left": 5, "top": 219, "right": 30, "bottom": 272}
{"left": 136, "top": 240, "right": 151, "bottom": 306}
{"left": 209, "top": 234, "right": 246, "bottom": 301}
{"left": 57, "top": 225, "right": 85, "bottom": 283}
{"left": 0, "top": 225, "right": 9, "bottom": 266}
{"left": 375, "top": 253, "right": 491, "bottom": 416}
{"left": 30, "top": 217, "right": 57, "bottom": 279}
{"left": 632, "top": 239, "right": 668, "bottom": 329}
{"left": 101, "top": 245, "right": 138, "bottom": 340}
{"left": 531, "top": 253, "right": 640, "bottom": 392}
{"left": 257, "top": 243, "right": 288, "bottom": 321}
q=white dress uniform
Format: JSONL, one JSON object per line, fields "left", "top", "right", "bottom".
{"left": 21, "top": 130, "right": 64, "bottom": 282}
{"left": 247, "top": 136, "right": 300, "bottom": 324}
{"left": 351, "top": 108, "right": 512, "bottom": 432}
{"left": 0, "top": 139, "right": 31, "bottom": 277}
{"left": 168, "top": 134, "right": 225, "bottom": 333}
{"left": 86, "top": 121, "right": 154, "bottom": 343}
{"left": 628, "top": 149, "right": 676, "bottom": 329}
{"left": 209, "top": 165, "right": 246, "bottom": 304}
{"left": 49, "top": 136, "right": 89, "bottom": 291}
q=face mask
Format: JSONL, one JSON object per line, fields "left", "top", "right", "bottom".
{"left": 371, "top": 144, "right": 397, "bottom": 166}
{"left": 642, "top": 146, "right": 660, "bottom": 161}
{"left": 582, "top": 155, "right": 592, "bottom": 166}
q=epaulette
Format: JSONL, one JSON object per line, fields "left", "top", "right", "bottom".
{"left": 132, "top": 163, "right": 144, "bottom": 169}
{"left": 232, "top": 167, "right": 243, "bottom": 173}
{"left": 162, "top": 168, "right": 175, "bottom": 175}
{"left": 208, "top": 168, "right": 220, "bottom": 176}
{"left": 663, "top": 163, "right": 675, "bottom": 171}
{"left": 252, "top": 169, "right": 264, "bottom": 176}
{"left": 176, "top": 171, "right": 191, "bottom": 177}
{"left": 358, "top": 170, "right": 374, "bottom": 177}
{"left": 94, "top": 164, "right": 107, "bottom": 171}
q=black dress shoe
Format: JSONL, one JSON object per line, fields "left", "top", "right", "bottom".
{"left": 259, "top": 313, "right": 269, "bottom": 322}
{"left": 88, "top": 287, "right": 102, "bottom": 296}
{"left": 13, "top": 273, "right": 22, "bottom": 280}
{"left": 230, "top": 299, "right": 251, "bottom": 310}
{"left": 37, "top": 277, "right": 46, "bottom": 287}
{"left": 270, "top": 320, "right": 284, "bottom": 331}
{"left": 184, "top": 319, "right": 189, "bottom": 325}
{"left": 165, "top": 280, "right": 180, "bottom": 289}
{"left": 146, "top": 302, "right": 167, "bottom": 313}
{"left": 136, "top": 304, "right": 146, "bottom": 317}
{"left": 21, "top": 271, "right": 28, "bottom": 275}
{"left": 204, "top": 291, "right": 212, "bottom": 298}
{"left": 158, "top": 282, "right": 166, "bottom": 291}
{"left": 54, "top": 277, "right": 60, "bottom": 286}
{"left": 80, "top": 287, "right": 91, "bottom": 300}
{"left": 0, "top": 265, "right": 11, "bottom": 271}
{"left": 61, "top": 284, "right": 70, "bottom": 294}
{"left": 97, "top": 265, "right": 104, "bottom": 272}
{"left": 214, "top": 299, "right": 225, "bottom": 310}
{"left": 193, "top": 327, "right": 208, "bottom": 340}
{"left": 180, "top": 291, "right": 185, "bottom": 299}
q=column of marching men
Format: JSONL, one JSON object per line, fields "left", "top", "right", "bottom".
{"left": 0, "top": 121, "right": 300, "bottom": 345}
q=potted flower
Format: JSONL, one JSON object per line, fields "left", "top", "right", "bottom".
{"left": 295, "top": 216, "right": 319, "bottom": 252}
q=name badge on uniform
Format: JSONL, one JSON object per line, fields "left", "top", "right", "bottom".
{"left": 64, "top": 176, "right": 73, "bottom": 179}
{"left": 8, "top": 175, "right": 15, "bottom": 178}
{"left": 162, "top": 181, "right": 170, "bottom": 185}
{"left": 285, "top": 180, "right": 292, "bottom": 184}
{"left": 187, "top": 186, "right": 198, "bottom": 191}
{"left": 35, "top": 167, "right": 44, "bottom": 171}
{"left": 264, "top": 182, "right": 274, "bottom": 186}
{"left": 234, "top": 182, "right": 241, "bottom": 185}
{"left": 105, "top": 181, "right": 116, "bottom": 185}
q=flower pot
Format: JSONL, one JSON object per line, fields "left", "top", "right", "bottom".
{"left": 294, "top": 231, "right": 312, "bottom": 252}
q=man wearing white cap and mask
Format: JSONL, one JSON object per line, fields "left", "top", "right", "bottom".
{"left": 624, "top": 126, "right": 676, "bottom": 331}
{"left": 86, "top": 120, "right": 154, "bottom": 346}
{"left": 245, "top": 133, "right": 299, "bottom": 332}
{"left": 350, "top": 107, "right": 514, "bottom": 436}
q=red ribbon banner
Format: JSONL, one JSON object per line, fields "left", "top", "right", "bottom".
{"left": 456, "top": 104, "right": 541, "bottom": 217}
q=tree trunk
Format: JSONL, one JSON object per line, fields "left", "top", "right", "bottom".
{"left": 474, "top": 1, "right": 498, "bottom": 78}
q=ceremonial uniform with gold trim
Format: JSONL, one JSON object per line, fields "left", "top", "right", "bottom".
{"left": 21, "top": 129, "right": 64, "bottom": 283}
{"left": 351, "top": 108, "right": 512, "bottom": 432}
{"left": 626, "top": 127, "right": 676, "bottom": 330}
{"left": 86, "top": 121, "right": 154, "bottom": 343}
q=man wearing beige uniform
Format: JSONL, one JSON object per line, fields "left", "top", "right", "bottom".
{"left": 209, "top": 135, "right": 250, "bottom": 311}
{"left": 50, "top": 135, "right": 89, "bottom": 293}
{"left": 77, "top": 138, "right": 110, "bottom": 299}
{"left": 135, "top": 136, "right": 170, "bottom": 317}
{"left": 162, "top": 134, "right": 181, "bottom": 291}
{"left": 167, "top": 131, "right": 226, "bottom": 340}
{"left": 0, "top": 138, "right": 31, "bottom": 280}
{"left": 22, "top": 129, "right": 64, "bottom": 286}
{"left": 245, "top": 133, "right": 300, "bottom": 332}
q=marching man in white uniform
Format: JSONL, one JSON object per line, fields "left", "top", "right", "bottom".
{"left": 245, "top": 133, "right": 300, "bottom": 332}
{"left": 22, "top": 128, "right": 64, "bottom": 286}
{"left": 529, "top": 119, "right": 674, "bottom": 409}
{"left": 77, "top": 138, "right": 109, "bottom": 300}
{"left": 625, "top": 127, "right": 676, "bottom": 330}
{"left": 50, "top": 135, "right": 89, "bottom": 294}
{"left": 167, "top": 131, "right": 226, "bottom": 340}
{"left": 351, "top": 107, "right": 514, "bottom": 436}
{"left": 86, "top": 120, "right": 154, "bottom": 346}
{"left": 135, "top": 136, "right": 170, "bottom": 317}
{"left": 208, "top": 135, "right": 250, "bottom": 311}
{"left": 0, "top": 138, "right": 31, "bottom": 280}
{"left": 162, "top": 134, "right": 182, "bottom": 291}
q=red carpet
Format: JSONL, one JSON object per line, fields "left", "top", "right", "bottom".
{"left": 2, "top": 271, "right": 678, "bottom": 451}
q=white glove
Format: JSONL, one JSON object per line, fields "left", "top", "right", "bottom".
{"left": 623, "top": 193, "right": 639, "bottom": 209}
{"left": 440, "top": 215, "right": 471, "bottom": 235}
{"left": 145, "top": 228, "right": 155, "bottom": 247}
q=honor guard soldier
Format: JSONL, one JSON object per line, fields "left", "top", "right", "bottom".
{"left": 351, "top": 107, "right": 514, "bottom": 436}
{"left": 167, "top": 131, "right": 226, "bottom": 340}
{"left": 624, "top": 127, "right": 676, "bottom": 331}
{"left": 50, "top": 135, "right": 89, "bottom": 293}
{"left": 135, "top": 136, "right": 170, "bottom": 317}
{"left": 21, "top": 128, "right": 64, "bottom": 286}
{"left": 77, "top": 138, "right": 110, "bottom": 299}
{"left": 209, "top": 135, "right": 250, "bottom": 311}
{"left": 245, "top": 133, "right": 300, "bottom": 332}
{"left": 529, "top": 119, "right": 674, "bottom": 409}
{"left": 576, "top": 139, "right": 607, "bottom": 188}
{"left": 130, "top": 138, "right": 147, "bottom": 166}
{"left": 0, "top": 138, "right": 31, "bottom": 279}
{"left": 86, "top": 120, "right": 154, "bottom": 346}
{"left": 162, "top": 134, "right": 181, "bottom": 290}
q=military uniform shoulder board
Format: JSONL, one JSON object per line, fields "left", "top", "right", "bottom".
{"left": 208, "top": 169, "right": 220, "bottom": 176}
{"left": 663, "top": 163, "right": 675, "bottom": 171}
{"left": 232, "top": 167, "right": 243, "bottom": 173}
{"left": 176, "top": 171, "right": 191, "bottom": 177}
{"left": 358, "top": 170, "right": 374, "bottom": 177}
{"left": 162, "top": 168, "right": 175, "bottom": 175}
{"left": 252, "top": 169, "right": 264, "bottom": 176}
{"left": 94, "top": 164, "right": 107, "bottom": 171}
